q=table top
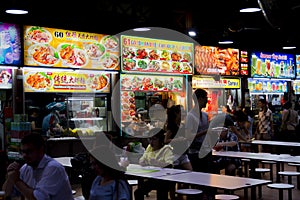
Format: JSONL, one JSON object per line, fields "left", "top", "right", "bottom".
{"left": 126, "top": 164, "right": 190, "bottom": 178}
{"left": 54, "top": 156, "right": 73, "bottom": 167}
{"left": 250, "top": 140, "right": 300, "bottom": 147}
{"left": 154, "top": 171, "right": 271, "bottom": 190}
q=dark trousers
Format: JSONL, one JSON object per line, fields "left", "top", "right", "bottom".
{"left": 134, "top": 179, "right": 170, "bottom": 200}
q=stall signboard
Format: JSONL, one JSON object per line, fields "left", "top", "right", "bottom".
{"left": 121, "top": 35, "right": 193, "bottom": 75}
{"left": 23, "top": 26, "right": 119, "bottom": 70}
{"left": 250, "top": 51, "right": 295, "bottom": 79}
{"left": 293, "top": 81, "right": 300, "bottom": 94}
{"left": 194, "top": 45, "right": 239, "bottom": 76}
{"left": 296, "top": 55, "right": 300, "bottom": 78}
{"left": 121, "top": 74, "right": 184, "bottom": 92}
{"left": 0, "top": 68, "right": 12, "bottom": 89}
{"left": 192, "top": 76, "right": 240, "bottom": 89}
{"left": 248, "top": 78, "right": 288, "bottom": 93}
{"left": 240, "top": 50, "right": 249, "bottom": 76}
{"left": 0, "top": 23, "right": 21, "bottom": 66}
{"left": 23, "top": 69, "right": 110, "bottom": 93}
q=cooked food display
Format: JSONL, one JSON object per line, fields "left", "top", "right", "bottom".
{"left": 101, "top": 36, "right": 118, "bottom": 50}
{"left": 154, "top": 78, "right": 164, "bottom": 89}
{"left": 148, "top": 61, "right": 160, "bottom": 71}
{"left": 59, "top": 44, "right": 87, "bottom": 67}
{"left": 26, "top": 26, "right": 52, "bottom": 43}
{"left": 136, "top": 49, "right": 148, "bottom": 59}
{"left": 160, "top": 50, "right": 170, "bottom": 60}
{"left": 123, "top": 47, "right": 135, "bottom": 59}
{"left": 25, "top": 72, "right": 52, "bottom": 91}
{"left": 85, "top": 43, "right": 105, "bottom": 59}
{"left": 161, "top": 61, "right": 170, "bottom": 70}
{"left": 182, "top": 53, "right": 192, "bottom": 62}
{"left": 137, "top": 60, "right": 147, "bottom": 69}
{"left": 149, "top": 50, "right": 160, "bottom": 60}
{"left": 88, "top": 74, "right": 109, "bottom": 91}
{"left": 123, "top": 58, "right": 136, "bottom": 70}
{"left": 99, "top": 53, "right": 119, "bottom": 69}
{"left": 172, "top": 62, "right": 181, "bottom": 71}
{"left": 30, "top": 44, "right": 59, "bottom": 66}
{"left": 171, "top": 52, "right": 182, "bottom": 61}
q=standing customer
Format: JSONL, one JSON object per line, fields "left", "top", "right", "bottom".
{"left": 280, "top": 101, "right": 299, "bottom": 142}
{"left": 255, "top": 99, "right": 274, "bottom": 152}
{"left": 185, "top": 88, "right": 215, "bottom": 173}
{"left": 89, "top": 145, "right": 131, "bottom": 200}
{"left": 2, "top": 133, "right": 73, "bottom": 200}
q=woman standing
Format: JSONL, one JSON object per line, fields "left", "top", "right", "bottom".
{"left": 281, "top": 101, "right": 299, "bottom": 142}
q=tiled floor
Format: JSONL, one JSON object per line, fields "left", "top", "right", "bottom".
{"left": 73, "top": 162, "right": 300, "bottom": 200}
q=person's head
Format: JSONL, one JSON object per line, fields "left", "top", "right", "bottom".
{"left": 167, "top": 105, "right": 182, "bottom": 126}
{"left": 147, "top": 128, "right": 166, "bottom": 150}
{"left": 258, "top": 98, "right": 267, "bottom": 109}
{"left": 89, "top": 145, "right": 124, "bottom": 178}
{"left": 283, "top": 101, "right": 292, "bottom": 110}
{"left": 193, "top": 88, "right": 208, "bottom": 109}
{"left": 234, "top": 110, "right": 249, "bottom": 128}
{"left": 20, "top": 133, "right": 45, "bottom": 168}
{"left": 219, "top": 127, "right": 229, "bottom": 140}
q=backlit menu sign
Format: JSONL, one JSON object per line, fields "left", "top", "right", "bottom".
{"left": 250, "top": 51, "right": 295, "bottom": 79}
{"left": 24, "top": 26, "right": 119, "bottom": 70}
{"left": 121, "top": 35, "right": 193, "bottom": 75}
{"left": 194, "top": 45, "right": 239, "bottom": 76}
{"left": 293, "top": 81, "right": 300, "bottom": 94}
{"left": 296, "top": 55, "right": 300, "bottom": 78}
{"left": 248, "top": 78, "right": 288, "bottom": 93}
{"left": 192, "top": 76, "right": 240, "bottom": 89}
{"left": 240, "top": 50, "right": 249, "bottom": 76}
{"left": 23, "top": 69, "right": 110, "bottom": 93}
{"left": 0, "top": 23, "right": 21, "bottom": 65}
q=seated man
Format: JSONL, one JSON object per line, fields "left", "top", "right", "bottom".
{"left": 213, "top": 127, "right": 241, "bottom": 176}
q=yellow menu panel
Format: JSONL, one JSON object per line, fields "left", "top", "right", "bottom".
{"left": 23, "top": 70, "right": 110, "bottom": 93}
{"left": 24, "top": 26, "right": 119, "bottom": 70}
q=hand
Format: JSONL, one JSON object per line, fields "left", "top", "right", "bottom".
{"left": 213, "top": 143, "right": 223, "bottom": 151}
{"left": 7, "top": 161, "right": 20, "bottom": 172}
{"left": 7, "top": 170, "right": 19, "bottom": 183}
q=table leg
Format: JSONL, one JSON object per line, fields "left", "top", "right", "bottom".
{"left": 250, "top": 186, "right": 256, "bottom": 200}
{"left": 276, "top": 162, "right": 281, "bottom": 183}
{"left": 297, "top": 166, "right": 300, "bottom": 190}
{"left": 278, "top": 189, "right": 283, "bottom": 200}
{"left": 244, "top": 188, "right": 248, "bottom": 200}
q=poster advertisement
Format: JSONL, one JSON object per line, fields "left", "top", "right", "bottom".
{"left": 248, "top": 78, "right": 288, "bottom": 93}
{"left": 296, "top": 55, "right": 300, "bottom": 78}
{"left": 121, "top": 35, "right": 194, "bottom": 75}
{"left": 194, "top": 45, "right": 239, "bottom": 76}
{"left": 192, "top": 76, "right": 240, "bottom": 89}
{"left": 24, "top": 26, "right": 119, "bottom": 70}
{"left": 0, "top": 68, "right": 13, "bottom": 89}
{"left": 250, "top": 51, "right": 295, "bottom": 79}
{"left": 23, "top": 69, "right": 110, "bottom": 93}
{"left": 0, "top": 23, "right": 21, "bottom": 65}
{"left": 240, "top": 50, "right": 249, "bottom": 76}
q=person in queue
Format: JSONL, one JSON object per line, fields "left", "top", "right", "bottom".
{"left": 134, "top": 128, "right": 174, "bottom": 200}
{"left": 213, "top": 127, "right": 241, "bottom": 176}
{"left": 185, "top": 88, "right": 214, "bottom": 173}
{"left": 2, "top": 133, "right": 73, "bottom": 200}
{"left": 254, "top": 98, "right": 274, "bottom": 152}
{"left": 280, "top": 101, "right": 299, "bottom": 142}
{"left": 89, "top": 145, "right": 131, "bottom": 200}
{"left": 164, "top": 104, "right": 192, "bottom": 171}
{"left": 233, "top": 110, "right": 252, "bottom": 152}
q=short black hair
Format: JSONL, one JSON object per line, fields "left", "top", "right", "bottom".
{"left": 194, "top": 88, "right": 207, "bottom": 100}
{"left": 258, "top": 98, "right": 267, "bottom": 105}
{"left": 21, "top": 133, "right": 45, "bottom": 150}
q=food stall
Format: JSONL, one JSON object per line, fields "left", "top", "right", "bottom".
{"left": 193, "top": 45, "right": 242, "bottom": 118}
{"left": 22, "top": 25, "right": 120, "bottom": 156}
{"left": 293, "top": 55, "right": 300, "bottom": 103}
{"left": 0, "top": 22, "right": 21, "bottom": 154}
{"left": 248, "top": 51, "right": 295, "bottom": 129}
{"left": 119, "top": 35, "right": 193, "bottom": 137}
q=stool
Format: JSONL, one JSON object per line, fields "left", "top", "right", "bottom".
{"left": 267, "top": 183, "right": 294, "bottom": 200}
{"left": 287, "top": 163, "right": 300, "bottom": 189}
{"left": 175, "top": 188, "right": 203, "bottom": 200}
{"left": 261, "top": 160, "right": 276, "bottom": 182}
{"left": 215, "top": 194, "right": 239, "bottom": 199}
{"left": 241, "top": 158, "right": 250, "bottom": 177}
{"left": 128, "top": 180, "right": 138, "bottom": 200}
{"left": 278, "top": 171, "right": 300, "bottom": 198}
{"left": 253, "top": 168, "right": 270, "bottom": 197}
{"left": 74, "top": 196, "right": 85, "bottom": 200}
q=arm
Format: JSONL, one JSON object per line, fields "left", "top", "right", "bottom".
{"left": 230, "top": 126, "right": 248, "bottom": 142}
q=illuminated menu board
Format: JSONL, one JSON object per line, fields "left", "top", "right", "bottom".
{"left": 194, "top": 45, "right": 239, "bottom": 76}
{"left": 192, "top": 76, "right": 240, "bottom": 89}
{"left": 248, "top": 78, "right": 288, "bottom": 93}
{"left": 0, "top": 23, "right": 21, "bottom": 65}
{"left": 121, "top": 35, "right": 193, "bottom": 75}
{"left": 296, "top": 55, "right": 300, "bottom": 78}
{"left": 293, "top": 81, "right": 300, "bottom": 94}
{"left": 240, "top": 50, "right": 249, "bottom": 76}
{"left": 250, "top": 51, "right": 295, "bottom": 79}
{"left": 23, "top": 69, "right": 110, "bottom": 93}
{"left": 24, "top": 26, "right": 119, "bottom": 70}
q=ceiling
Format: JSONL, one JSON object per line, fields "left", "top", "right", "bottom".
{"left": 1, "top": 0, "right": 300, "bottom": 53}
